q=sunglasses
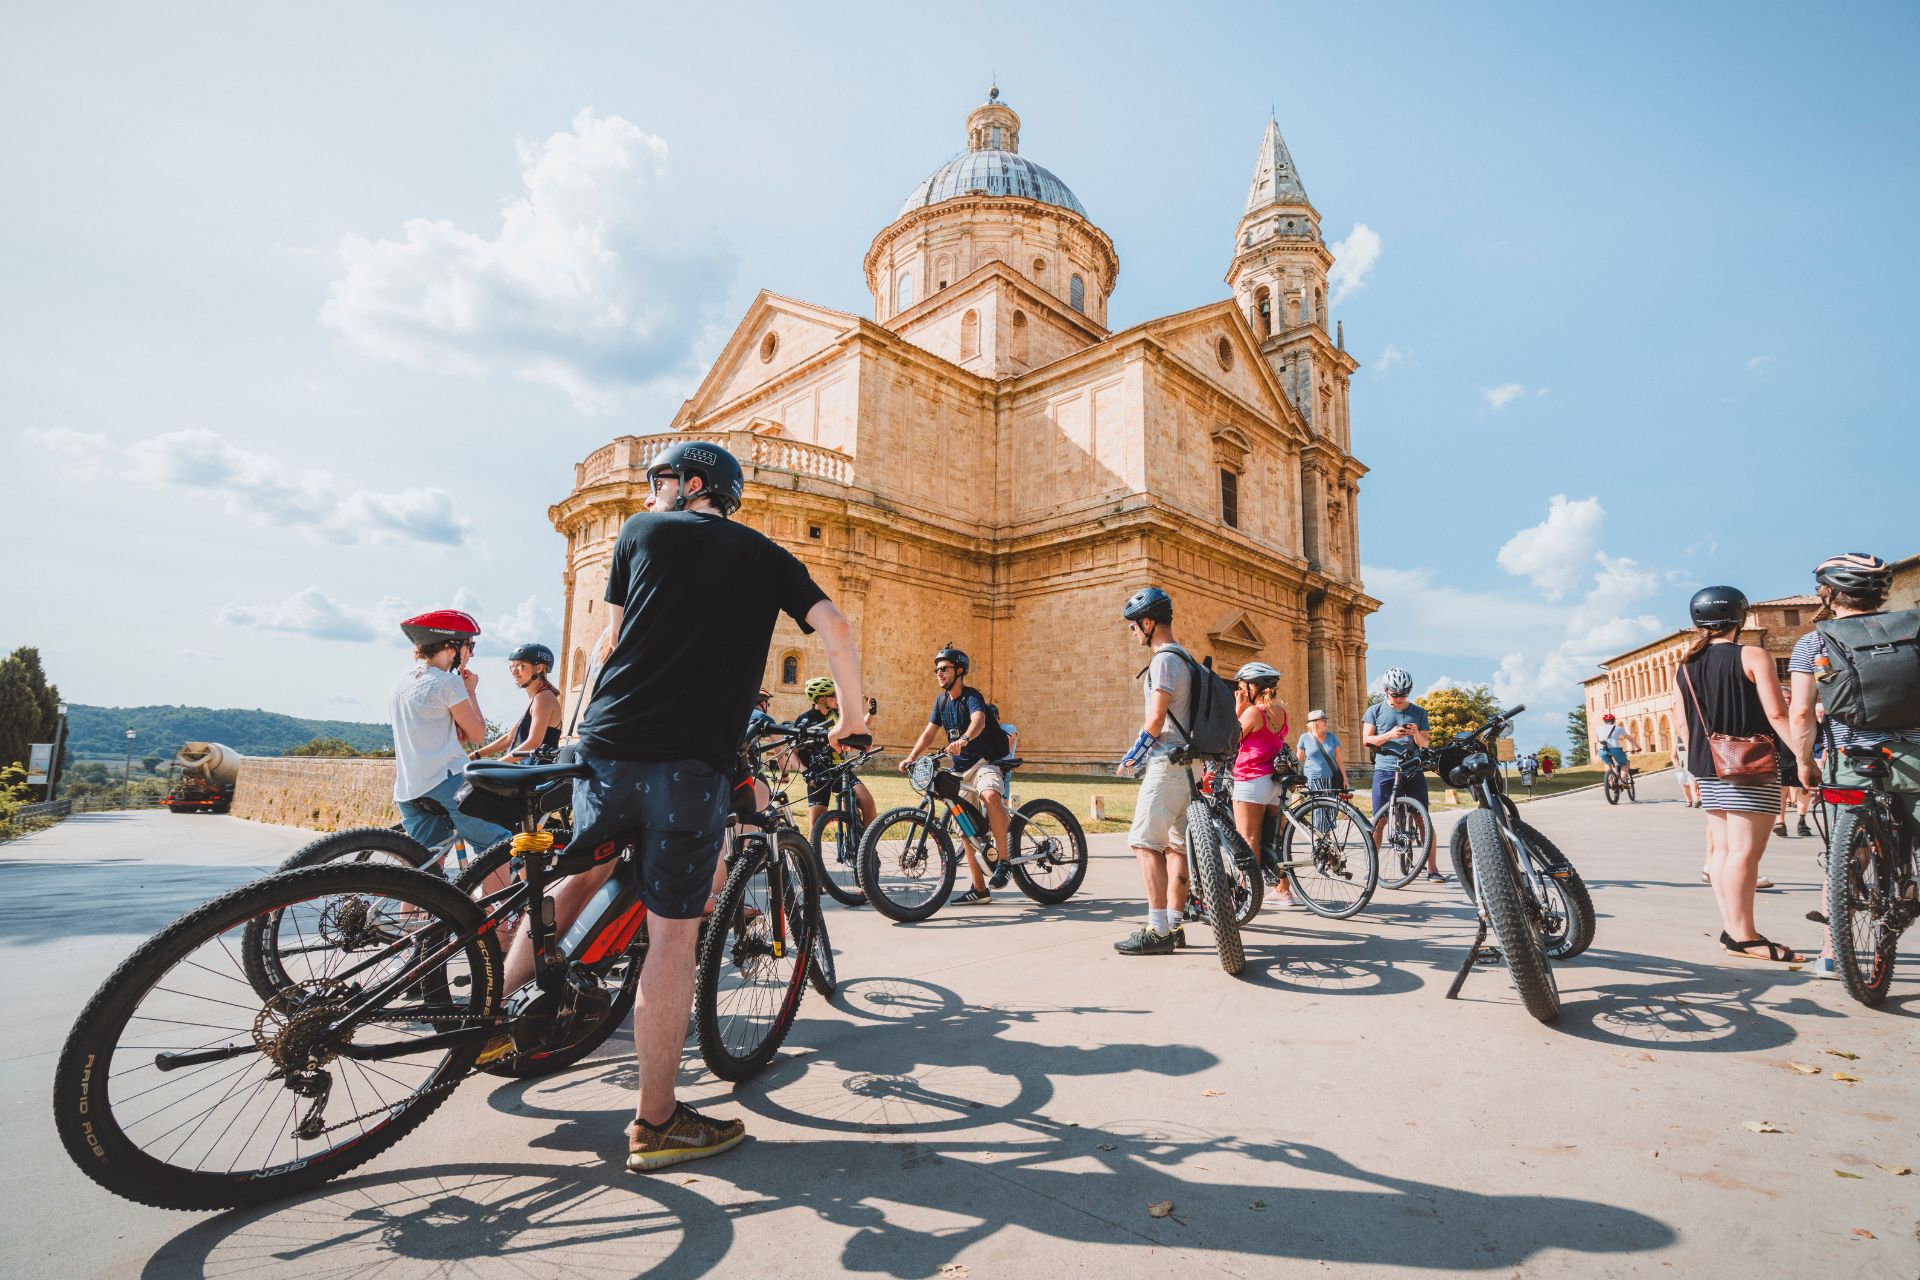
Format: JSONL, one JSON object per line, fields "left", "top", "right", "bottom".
{"left": 933, "top": 665, "right": 956, "bottom": 674}
{"left": 647, "top": 472, "right": 678, "bottom": 494}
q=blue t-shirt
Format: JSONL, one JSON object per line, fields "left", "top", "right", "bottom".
{"left": 1297, "top": 730, "right": 1341, "bottom": 782}
{"left": 1364, "top": 701, "right": 1429, "bottom": 761}
{"left": 931, "top": 687, "right": 1008, "bottom": 770}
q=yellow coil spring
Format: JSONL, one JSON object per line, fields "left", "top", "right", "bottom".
{"left": 511, "top": 830, "right": 555, "bottom": 855}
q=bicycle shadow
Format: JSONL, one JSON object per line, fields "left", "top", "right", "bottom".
{"left": 1549, "top": 946, "right": 1814, "bottom": 1052}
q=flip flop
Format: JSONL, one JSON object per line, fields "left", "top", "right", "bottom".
{"left": 1723, "top": 936, "right": 1803, "bottom": 963}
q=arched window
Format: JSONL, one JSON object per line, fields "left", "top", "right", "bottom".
{"left": 1254, "top": 286, "right": 1272, "bottom": 339}
{"left": 780, "top": 652, "right": 800, "bottom": 686}
{"left": 1069, "top": 273, "right": 1085, "bottom": 313}
{"left": 1031, "top": 256, "right": 1046, "bottom": 281}
{"left": 1314, "top": 287, "right": 1325, "bottom": 327}
{"left": 960, "top": 310, "right": 980, "bottom": 361}
{"left": 990, "top": 125, "right": 1003, "bottom": 149}
{"left": 1011, "top": 311, "right": 1029, "bottom": 363}
{"left": 935, "top": 254, "right": 952, "bottom": 292}
{"left": 571, "top": 648, "right": 585, "bottom": 687}
{"left": 895, "top": 273, "right": 915, "bottom": 313}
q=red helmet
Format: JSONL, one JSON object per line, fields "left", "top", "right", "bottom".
{"left": 401, "top": 609, "right": 481, "bottom": 648}
{"left": 1601, "top": 713, "right": 1615, "bottom": 723}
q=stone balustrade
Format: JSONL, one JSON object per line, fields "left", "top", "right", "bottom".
{"left": 574, "top": 431, "right": 852, "bottom": 492}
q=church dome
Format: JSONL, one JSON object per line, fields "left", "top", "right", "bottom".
{"left": 897, "top": 149, "right": 1086, "bottom": 219}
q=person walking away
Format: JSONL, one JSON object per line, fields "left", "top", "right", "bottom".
{"left": 1363, "top": 668, "right": 1437, "bottom": 879}
{"left": 1677, "top": 585, "right": 1803, "bottom": 963}
{"left": 1786, "top": 552, "right": 1920, "bottom": 979}
{"left": 1113, "top": 587, "right": 1195, "bottom": 954}
{"left": 472, "top": 643, "right": 562, "bottom": 761}
{"left": 897, "top": 646, "right": 1012, "bottom": 904}
{"left": 390, "top": 610, "right": 512, "bottom": 859}
{"left": 505, "top": 440, "right": 869, "bottom": 1171}
{"left": 1228, "top": 663, "right": 1294, "bottom": 909}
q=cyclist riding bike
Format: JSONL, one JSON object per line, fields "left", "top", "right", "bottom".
{"left": 472, "top": 642, "right": 562, "bottom": 762}
{"left": 795, "top": 676, "right": 877, "bottom": 835}
{"left": 501, "top": 438, "right": 869, "bottom": 1172}
{"left": 1597, "top": 713, "right": 1637, "bottom": 791}
{"left": 1363, "top": 667, "right": 1437, "bottom": 879}
{"left": 899, "top": 645, "right": 1013, "bottom": 904}
{"left": 390, "top": 609, "right": 511, "bottom": 857}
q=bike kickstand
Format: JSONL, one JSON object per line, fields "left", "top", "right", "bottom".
{"left": 1446, "top": 920, "right": 1493, "bottom": 1000}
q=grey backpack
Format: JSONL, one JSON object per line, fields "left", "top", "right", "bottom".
{"left": 1813, "top": 609, "right": 1920, "bottom": 731}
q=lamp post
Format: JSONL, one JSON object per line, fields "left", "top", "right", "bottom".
{"left": 48, "top": 703, "right": 69, "bottom": 801}
{"left": 123, "top": 728, "right": 137, "bottom": 810}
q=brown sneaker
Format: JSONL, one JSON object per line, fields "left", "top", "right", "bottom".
{"left": 627, "top": 1103, "right": 746, "bottom": 1173}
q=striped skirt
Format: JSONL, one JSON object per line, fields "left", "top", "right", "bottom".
{"left": 1695, "top": 776, "right": 1780, "bottom": 814}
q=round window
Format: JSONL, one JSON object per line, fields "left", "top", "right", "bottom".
{"left": 1217, "top": 337, "right": 1234, "bottom": 370}
{"left": 760, "top": 332, "right": 779, "bottom": 363}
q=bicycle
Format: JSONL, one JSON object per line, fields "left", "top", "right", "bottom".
{"left": 791, "top": 717, "right": 882, "bottom": 909}
{"left": 51, "top": 753, "right": 819, "bottom": 1211}
{"left": 737, "top": 725, "right": 844, "bottom": 998}
{"left": 1818, "top": 743, "right": 1918, "bottom": 1008}
{"left": 856, "top": 748, "right": 1087, "bottom": 922}
{"left": 1168, "top": 748, "right": 1246, "bottom": 975}
{"left": 1372, "top": 756, "right": 1437, "bottom": 889}
{"left": 1191, "top": 751, "right": 1379, "bottom": 926}
{"left": 1602, "top": 757, "right": 1636, "bottom": 805}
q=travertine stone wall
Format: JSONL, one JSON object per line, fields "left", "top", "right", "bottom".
{"left": 232, "top": 756, "right": 398, "bottom": 832}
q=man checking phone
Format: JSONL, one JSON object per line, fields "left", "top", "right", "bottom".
{"left": 389, "top": 609, "right": 511, "bottom": 855}
{"left": 1363, "top": 667, "right": 1439, "bottom": 880}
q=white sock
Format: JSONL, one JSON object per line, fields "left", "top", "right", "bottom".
{"left": 1148, "top": 908, "right": 1172, "bottom": 934}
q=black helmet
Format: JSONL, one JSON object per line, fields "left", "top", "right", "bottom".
{"left": 1689, "top": 585, "right": 1749, "bottom": 629}
{"left": 1813, "top": 551, "right": 1892, "bottom": 596}
{"left": 934, "top": 644, "right": 970, "bottom": 674}
{"left": 1122, "top": 586, "right": 1173, "bottom": 624}
{"left": 508, "top": 642, "right": 554, "bottom": 670}
{"left": 647, "top": 439, "right": 744, "bottom": 516}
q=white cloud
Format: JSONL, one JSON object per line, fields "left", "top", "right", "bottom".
{"left": 1496, "top": 495, "right": 1606, "bottom": 600}
{"left": 219, "top": 588, "right": 402, "bottom": 642}
{"left": 452, "top": 590, "right": 564, "bottom": 656}
{"left": 1424, "top": 675, "right": 1467, "bottom": 695}
{"left": 1327, "top": 223, "right": 1382, "bottom": 305}
{"left": 1373, "top": 344, "right": 1407, "bottom": 374}
{"left": 1361, "top": 565, "right": 1564, "bottom": 658}
{"left": 320, "top": 109, "right": 733, "bottom": 414}
{"left": 1746, "top": 355, "right": 1773, "bottom": 373}
{"left": 23, "top": 427, "right": 112, "bottom": 479}
{"left": 1482, "top": 382, "right": 1526, "bottom": 411}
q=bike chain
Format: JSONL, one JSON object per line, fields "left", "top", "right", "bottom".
{"left": 304, "top": 1009, "right": 520, "bottom": 1138}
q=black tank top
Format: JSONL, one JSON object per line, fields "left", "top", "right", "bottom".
{"left": 513, "top": 688, "right": 562, "bottom": 756}
{"left": 1678, "top": 643, "right": 1788, "bottom": 782}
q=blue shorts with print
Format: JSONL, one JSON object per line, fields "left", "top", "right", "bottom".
{"left": 566, "top": 753, "right": 730, "bottom": 920}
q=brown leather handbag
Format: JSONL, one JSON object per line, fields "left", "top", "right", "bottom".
{"left": 1680, "top": 664, "right": 1779, "bottom": 780}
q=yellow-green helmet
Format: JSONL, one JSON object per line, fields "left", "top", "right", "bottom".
{"left": 804, "top": 676, "right": 837, "bottom": 701}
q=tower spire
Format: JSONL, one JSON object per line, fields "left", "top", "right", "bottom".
{"left": 1245, "top": 116, "right": 1310, "bottom": 214}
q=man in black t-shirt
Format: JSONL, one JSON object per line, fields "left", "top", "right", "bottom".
{"left": 522, "top": 440, "right": 868, "bottom": 1173}
{"left": 898, "top": 645, "right": 1011, "bottom": 904}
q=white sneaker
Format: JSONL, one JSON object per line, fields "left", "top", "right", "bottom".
{"left": 1265, "top": 889, "right": 1297, "bottom": 908}
{"left": 1811, "top": 955, "right": 1838, "bottom": 980}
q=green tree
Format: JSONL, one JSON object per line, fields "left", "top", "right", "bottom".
{"left": 141, "top": 753, "right": 164, "bottom": 774}
{"left": 1537, "top": 746, "right": 1563, "bottom": 769}
{"left": 283, "top": 737, "right": 360, "bottom": 757}
{"left": 0, "top": 647, "right": 62, "bottom": 773}
{"left": 1566, "top": 706, "right": 1591, "bottom": 765}
{"left": 1416, "top": 684, "right": 1503, "bottom": 746}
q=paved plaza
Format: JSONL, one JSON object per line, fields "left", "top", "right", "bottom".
{"left": 1, "top": 793, "right": 1914, "bottom": 1279}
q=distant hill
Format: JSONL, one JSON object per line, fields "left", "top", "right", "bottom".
{"left": 67, "top": 704, "right": 392, "bottom": 758}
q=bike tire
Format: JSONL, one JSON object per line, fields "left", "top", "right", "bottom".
{"left": 1508, "top": 818, "right": 1596, "bottom": 960}
{"left": 1281, "top": 794, "right": 1378, "bottom": 919}
{"left": 52, "top": 863, "right": 499, "bottom": 1211}
{"left": 785, "top": 828, "right": 839, "bottom": 998}
{"left": 1215, "top": 817, "right": 1263, "bottom": 926}
{"left": 857, "top": 807, "right": 957, "bottom": 923}
{"left": 1603, "top": 774, "right": 1620, "bottom": 805}
{"left": 451, "top": 842, "right": 643, "bottom": 1078}
{"left": 1625, "top": 770, "right": 1636, "bottom": 802}
{"left": 1007, "top": 798, "right": 1089, "bottom": 905}
{"left": 810, "top": 808, "right": 869, "bottom": 907}
{"left": 244, "top": 827, "right": 443, "bottom": 997}
{"left": 694, "top": 835, "right": 816, "bottom": 1081}
{"left": 1826, "top": 808, "right": 1896, "bottom": 1008}
{"left": 1375, "top": 796, "right": 1435, "bottom": 889}
{"left": 1463, "top": 810, "right": 1559, "bottom": 1023}
{"left": 1186, "top": 802, "right": 1245, "bottom": 976}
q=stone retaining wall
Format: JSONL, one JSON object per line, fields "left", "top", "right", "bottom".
{"left": 231, "top": 756, "right": 399, "bottom": 832}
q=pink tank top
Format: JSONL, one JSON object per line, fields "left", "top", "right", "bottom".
{"left": 1232, "top": 707, "right": 1290, "bottom": 782}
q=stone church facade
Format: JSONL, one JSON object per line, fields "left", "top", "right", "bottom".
{"left": 549, "top": 91, "right": 1378, "bottom": 769}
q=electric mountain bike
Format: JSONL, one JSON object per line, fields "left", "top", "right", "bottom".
{"left": 1190, "top": 751, "right": 1379, "bottom": 925}
{"left": 856, "top": 748, "right": 1087, "bottom": 922}
{"left": 1819, "top": 743, "right": 1918, "bottom": 1008}
{"left": 1373, "top": 756, "right": 1437, "bottom": 889}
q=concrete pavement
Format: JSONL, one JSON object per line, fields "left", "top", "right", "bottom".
{"left": 1, "top": 798, "right": 1914, "bottom": 1279}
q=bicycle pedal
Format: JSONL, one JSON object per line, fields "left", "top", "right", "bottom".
{"left": 1474, "top": 948, "right": 1503, "bottom": 966}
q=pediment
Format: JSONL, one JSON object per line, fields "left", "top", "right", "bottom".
{"left": 677, "top": 291, "right": 861, "bottom": 424}
{"left": 1209, "top": 609, "right": 1267, "bottom": 652}
{"left": 1136, "top": 301, "right": 1306, "bottom": 440}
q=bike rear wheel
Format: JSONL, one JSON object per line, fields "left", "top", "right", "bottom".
{"left": 1007, "top": 798, "right": 1089, "bottom": 904}
{"left": 1375, "top": 796, "right": 1434, "bottom": 889}
{"left": 1463, "top": 810, "right": 1559, "bottom": 1023}
{"left": 1281, "top": 795, "right": 1378, "bottom": 918}
{"left": 1186, "top": 802, "right": 1245, "bottom": 976}
{"left": 694, "top": 833, "right": 816, "bottom": 1081}
{"left": 1603, "top": 772, "right": 1621, "bottom": 805}
{"left": 52, "top": 863, "right": 499, "bottom": 1211}
{"left": 1826, "top": 808, "right": 1897, "bottom": 1008}
{"left": 810, "top": 808, "right": 868, "bottom": 907}
{"left": 857, "top": 807, "right": 957, "bottom": 923}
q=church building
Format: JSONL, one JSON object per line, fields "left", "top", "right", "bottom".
{"left": 550, "top": 90, "right": 1377, "bottom": 768}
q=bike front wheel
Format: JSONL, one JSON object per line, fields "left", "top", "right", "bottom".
{"left": 1826, "top": 808, "right": 1897, "bottom": 1007}
{"left": 857, "top": 807, "right": 957, "bottom": 923}
{"left": 1510, "top": 819, "right": 1596, "bottom": 959}
{"left": 1281, "top": 795, "right": 1378, "bottom": 918}
{"left": 810, "top": 808, "right": 868, "bottom": 907}
{"left": 53, "top": 863, "right": 500, "bottom": 1211}
{"left": 695, "top": 832, "right": 816, "bottom": 1081}
{"left": 1375, "top": 796, "right": 1434, "bottom": 889}
{"left": 244, "top": 827, "right": 442, "bottom": 998}
{"left": 1186, "top": 802, "right": 1245, "bottom": 976}
{"left": 1007, "top": 798, "right": 1089, "bottom": 904}
{"left": 1463, "top": 810, "right": 1559, "bottom": 1023}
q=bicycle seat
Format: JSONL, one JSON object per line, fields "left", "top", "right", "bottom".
{"left": 463, "top": 759, "right": 593, "bottom": 797}
{"left": 999, "top": 756, "right": 1022, "bottom": 770}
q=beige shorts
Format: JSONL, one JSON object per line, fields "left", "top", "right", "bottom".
{"left": 1128, "top": 753, "right": 1191, "bottom": 855}
{"left": 957, "top": 759, "right": 1006, "bottom": 806}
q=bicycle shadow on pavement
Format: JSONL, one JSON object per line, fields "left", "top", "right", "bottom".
{"left": 1550, "top": 945, "right": 1816, "bottom": 1053}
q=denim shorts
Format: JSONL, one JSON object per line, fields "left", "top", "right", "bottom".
{"left": 566, "top": 753, "right": 730, "bottom": 919}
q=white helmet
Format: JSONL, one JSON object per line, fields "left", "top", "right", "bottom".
{"left": 1234, "top": 662, "right": 1282, "bottom": 688}
{"left": 1381, "top": 667, "right": 1414, "bottom": 695}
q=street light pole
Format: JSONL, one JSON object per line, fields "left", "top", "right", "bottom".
{"left": 124, "top": 728, "right": 137, "bottom": 810}
{"left": 48, "top": 703, "right": 69, "bottom": 801}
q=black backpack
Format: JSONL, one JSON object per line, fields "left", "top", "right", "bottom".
{"left": 1158, "top": 649, "right": 1242, "bottom": 758}
{"left": 1813, "top": 609, "right": 1920, "bottom": 731}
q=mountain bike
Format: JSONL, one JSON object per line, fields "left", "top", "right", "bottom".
{"left": 1373, "top": 756, "right": 1437, "bottom": 889}
{"left": 50, "top": 750, "right": 834, "bottom": 1212}
{"left": 856, "top": 748, "right": 1087, "bottom": 922}
{"left": 1818, "top": 743, "right": 1918, "bottom": 1008}
{"left": 793, "top": 720, "right": 882, "bottom": 909}
{"left": 1191, "top": 752, "right": 1378, "bottom": 926}
{"left": 1445, "top": 790, "right": 1596, "bottom": 961}
{"left": 1169, "top": 749, "right": 1245, "bottom": 976}
{"left": 736, "top": 724, "right": 844, "bottom": 998}
{"left": 1430, "top": 704, "right": 1582, "bottom": 1023}
{"left": 1602, "top": 757, "right": 1636, "bottom": 805}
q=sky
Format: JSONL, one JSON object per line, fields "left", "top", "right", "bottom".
{"left": 4, "top": 2, "right": 1917, "bottom": 751}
